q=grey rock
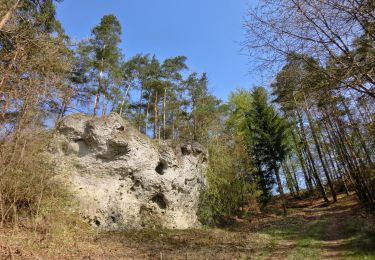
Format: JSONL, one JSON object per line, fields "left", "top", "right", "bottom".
{"left": 49, "top": 113, "right": 208, "bottom": 230}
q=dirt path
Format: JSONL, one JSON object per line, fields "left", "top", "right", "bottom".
{"left": 268, "top": 239, "right": 296, "bottom": 260}
{"left": 267, "top": 194, "right": 374, "bottom": 260}
{"left": 320, "top": 217, "right": 345, "bottom": 259}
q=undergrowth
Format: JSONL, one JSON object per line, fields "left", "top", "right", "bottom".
{"left": 0, "top": 130, "right": 88, "bottom": 235}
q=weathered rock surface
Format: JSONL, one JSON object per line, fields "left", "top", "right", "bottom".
{"left": 49, "top": 113, "right": 208, "bottom": 230}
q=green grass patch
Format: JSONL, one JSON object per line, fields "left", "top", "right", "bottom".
{"left": 339, "top": 218, "right": 375, "bottom": 259}
{"left": 288, "top": 219, "right": 327, "bottom": 259}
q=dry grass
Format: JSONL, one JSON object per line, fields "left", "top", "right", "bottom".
{"left": 0, "top": 130, "right": 57, "bottom": 226}
{"left": 0, "top": 223, "right": 275, "bottom": 259}
{"left": 1, "top": 183, "right": 374, "bottom": 259}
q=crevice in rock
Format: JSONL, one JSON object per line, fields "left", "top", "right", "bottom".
{"left": 109, "top": 141, "right": 130, "bottom": 156}
{"left": 155, "top": 160, "right": 167, "bottom": 175}
{"left": 151, "top": 194, "right": 167, "bottom": 209}
{"left": 130, "top": 180, "right": 142, "bottom": 191}
{"left": 94, "top": 219, "right": 101, "bottom": 227}
{"left": 181, "top": 146, "right": 190, "bottom": 155}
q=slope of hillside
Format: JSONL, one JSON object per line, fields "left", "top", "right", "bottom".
{"left": 1, "top": 194, "right": 374, "bottom": 259}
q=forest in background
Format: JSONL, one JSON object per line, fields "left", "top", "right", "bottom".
{"left": 0, "top": 0, "right": 374, "bottom": 229}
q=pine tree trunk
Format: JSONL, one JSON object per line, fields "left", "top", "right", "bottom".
{"left": 295, "top": 109, "right": 329, "bottom": 202}
{"left": 329, "top": 109, "right": 373, "bottom": 204}
{"left": 93, "top": 70, "right": 103, "bottom": 116}
{"left": 138, "top": 87, "right": 143, "bottom": 132}
{"left": 192, "top": 94, "right": 197, "bottom": 141}
{"left": 322, "top": 118, "right": 351, "bottom": 195}
{"left": 341, "top": 98, "right": 373, "bottom": 164}
{"left": 325, "top": 115, "right": 359, "bottom": 188}
{"left": 163, "top": 88, "right": 167, "bottom": 140}
{"left": 303, "top": 95, "right": 337, "bottom": 202}
{"left": 154, "top": 91, "right": 158, "bottom": 139}
{"left": 93, "top": 92, "right": 100, "bottom": 116}
{"left": 288, "top": 156, "right": 300, "bottom": 197}
{"left": 102, "top": 85, "right": 107, "bottom": 116}
{"left": 291, "top": 128, "right": 312, "bottom": 192}
{"left": 303, "top": 149, "right": 317, "bottom": 188}
{"left": 119, "top": 84, "right": 131, "bottom": 116}
{"left": 145, "top": 93, "right": 150, "bottom": 136}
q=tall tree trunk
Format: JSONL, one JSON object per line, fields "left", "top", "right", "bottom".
{"left": 154, "top": 91, "right": 158, "bottom": 139}
{"left": 288, "top": 156, "right": 300, "bottom": 197}
{"left": 192, "top": 95, "right": 196, "bottom": 141}
{"left": 93, "top": 91, "right": 100, "bottom": 116}
{"left": 326, "top": 103, "right": 373, "bottom": 204}
{"left": 341, "top": 98, "right": 373, "bottom": 164}
{"left": 303, "top": 149, "right": 317, "bottom": 188}
{"left": 282, "top": 162, "right": 295, "bottom": 197}
{"left": 321, "top": 117, "right": 351, "bottom": 195}
{"left": 303, "top": 95, "right": 337, "bottom": 203}
{"left": 94, "top": 57, "right": 104, "bottom": 116}
{"left": 145, "top": 93, "right": 150, "bottom": 136}
{"left": 138, "top": 87, "right": 143, "bottom": 132}
{"left": 163, "top": 88, "right": 167, "bottom": 140}
{"left": 101, "top": 93, "right": 107, "bottom": 116}
{"left": 295, "top": 109, "right": 329, "bottom": 202}
{"left": 325, "top": 115, "right": 359, "bottom": 188}
{"left": 291, "top": 128, "right": 313, "bottom": 192}
{"left": 93, "top": 73, "right": 103, "bottom": 116}
{"left": 119, "top": 84, "right": 131, "bottom": 116}
{"left": 274, "top": 165, "right": 287, "bottom": 216}
{"left": 329, "top": 109, "right": 374, "bottom": 204}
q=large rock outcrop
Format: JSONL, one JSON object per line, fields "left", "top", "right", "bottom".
{"left": 49, "top": 113, "right": 208, "bottom": 230}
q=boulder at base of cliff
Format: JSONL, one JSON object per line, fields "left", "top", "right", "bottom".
{"left": 49, "top": 113, "right": 208, "bottom": 230}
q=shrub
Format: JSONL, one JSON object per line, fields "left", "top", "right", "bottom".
{"left": 0, "top": 130, "right": 71, "bottom": 228}
{"left": 197, "top": 141, "right": 260, "bottom": 226}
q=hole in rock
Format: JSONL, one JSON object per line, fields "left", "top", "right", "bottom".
{"left": 181, "top": 146, "right": 189, "bottom": 155}
{"left": 130, "top": 180, "right": 142, "bottom": 191}
{"left": 155, "top": 161, "right": 167, "bottom": 175}
{"left": 110, "top": 216, "right": 116, "bottom": 222}
{"left": 94, "top": 219, "right": 101, "bottom": 227}
{"left": 117, "top": 126, "right": 125, "bottom": 131}
{"left": 151, "top": 194, "right": 167, "bottom": 209}
{"left": 108, "top": 142, "right": 130, "bottom": 158}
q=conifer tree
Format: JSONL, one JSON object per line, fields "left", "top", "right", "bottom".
{"left": 78, "top": 14, "right": 122, "bottom": 115}
{"left": 246, "top": 87, "right": 290, "bottom": 214}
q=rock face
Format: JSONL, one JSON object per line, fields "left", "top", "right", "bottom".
{"left": 49, "top": 113, "right": 208, "bottom": 230}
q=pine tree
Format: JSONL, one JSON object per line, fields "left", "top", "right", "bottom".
{"left": 246, "top": 87, "right": 290, "bottom": 215}
{"left": 77, "top": 14, "right": 122, "bottom": 116}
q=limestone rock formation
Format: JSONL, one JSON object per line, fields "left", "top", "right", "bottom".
{"left": 49, "top": 113, "right": 208, "bottom": 230}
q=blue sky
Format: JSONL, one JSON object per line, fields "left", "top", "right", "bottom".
{"left": 56, "top": 0, "right": 261, "bottom": 101}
